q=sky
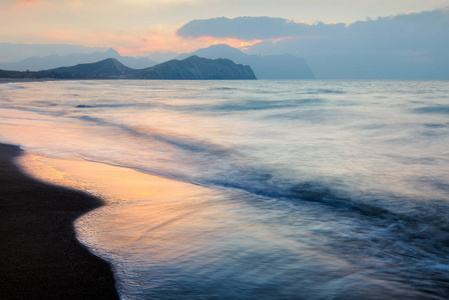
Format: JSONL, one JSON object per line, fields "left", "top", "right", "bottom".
{"left": 1, "top": 0, "right": 448, "bottom": 56}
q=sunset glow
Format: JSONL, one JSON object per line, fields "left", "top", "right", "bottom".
{"left": 1, "top": 0, "right": 449, "bottom": 299}
{"left": 13, "top": 0, "right": 49, "bottom": 10}
{"left": 1, "top": 0, "right": 448, "bottom": 56}
{"left": 114, "top": 35, "right": 262, "bottom": 56}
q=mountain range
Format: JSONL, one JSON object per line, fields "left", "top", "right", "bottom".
{"left": 0, "top": 48, "right": 157, "bottom": 71}
{"left": 0, "top": 43, "right": 108, "bottom": 63}
{"left": 0, "top": 56, "right": 256, "bottom": 80}
{"left": 177, "top": 44, "right": 315, "bottom": 79}
{"left": 0, "top": 43, "right": 314, "bottom": 79}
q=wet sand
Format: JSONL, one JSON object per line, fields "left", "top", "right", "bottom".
{"left": 0, "top": 143, "right": 119, "bottom": 299}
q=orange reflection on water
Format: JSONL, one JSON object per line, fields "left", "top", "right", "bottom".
{"left": 18, "top": 153, "right": 228, "bottom": 253}
{"left": 19, "top": 154, "right": 198, "bottom": 202}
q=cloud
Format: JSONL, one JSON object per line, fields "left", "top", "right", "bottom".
{"left": 13, "top": 0, "right": 49, "bottom": 9}
{"left": 177, "top": 9, "right": 449, "bottom": 78}
{"left": 34, "top": 25, "right": 241, "bottom": 56}
{"left": 15, "top": 0, "right": 41, "bottom": 4}
{"left": 177, "top": 9, "right": 449, "bottom": 42}
{"left": 124, "top": 0, "right": 201, "bottom": 4}
{"left": 177, "top": 16, "right": 346, "bottom": 40}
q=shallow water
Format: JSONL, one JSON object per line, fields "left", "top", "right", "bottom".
{"left": 1, "top": 80, "right": 449, "bottom": 299}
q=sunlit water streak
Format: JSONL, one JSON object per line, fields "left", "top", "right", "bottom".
{"left": 1, "top": 80, "right": 449, "bottom": 299}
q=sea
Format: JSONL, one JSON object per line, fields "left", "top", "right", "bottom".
{"left": 1, "top": 79, "right": 449, "bottom": 299}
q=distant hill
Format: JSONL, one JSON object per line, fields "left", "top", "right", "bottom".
{"left": 136, "top": 56, "right": 256, "bottom": 79}
{"left": 0, "top": 56, "right": 256, "bottom": 80}
{"left": 0, "top": 43, "right": 108, "bottom": 63}
{"left": 0, "top": 48, "right": 157, "bottom": 71}
{"left": 177, "top": 44, "right": 314, "bottom": 79}
{"left": 47, "top": 58, "right": 135, "bottom": 78}
{"left": 0, "top": 69, "right": 27, "bottom": 79}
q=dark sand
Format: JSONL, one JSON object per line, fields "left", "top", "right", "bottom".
{"left": 0, "top": 143, "right": 119, "bottom": 299}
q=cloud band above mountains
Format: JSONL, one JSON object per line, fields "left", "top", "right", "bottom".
{"left": 177, "top": 9, "right": 448, "bottom": 42}
{"left": 177, "top": 9, "right": 449, "bottom": 79}
{"left": 177, "top": 16, "right": 346, "bottom": 40}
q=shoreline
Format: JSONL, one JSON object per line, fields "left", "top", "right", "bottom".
{"left": 0, "top": 143, "right": 119, "bottom": 299}
{"left": 0, "top": 78, "right": 63, "bottom": 84}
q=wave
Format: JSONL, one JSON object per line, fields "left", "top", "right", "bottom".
{"left": 0, "top": 84, "right": 27, "bottom": 90}
{"left": 208, "top": 87, "right": 238, "bottom": 91}
{"left": 424, "top": 123, "right": 449, "bottom": 129}
{"left": 171, "top": 98, "right": 326, "bottom": 114}
{"left": 0, "top": 105, "right": 64, "bottom": 117}
{"left": 74, "top": 115, "right": 235, "bottom": 156}
{"left": 75, "top": 103, "right": 151, "bottom": 109}
{"left": 81, "top": 142, "right": 449, "bottom": 279}
{"left": 413, "top": 106, "right": 449, "bottom": 114}
{"left": 73, "top": 114, "right": 449, "bottom": 234}
{"left": 306, "top": 88, "right": 346, "bottom": 95}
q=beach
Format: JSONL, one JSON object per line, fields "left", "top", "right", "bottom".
{"left": 0, "top": 143, "right": 119, "bottom": 299}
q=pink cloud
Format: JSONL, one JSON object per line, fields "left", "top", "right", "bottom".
{"left": 13, "top": 0, "right": 49, "bottom": 9}
{"left": 34, "top": 27, "right": 263, "bottom": 56}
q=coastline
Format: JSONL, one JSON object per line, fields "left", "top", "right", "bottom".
{"left": 0, "top": 78, "right": 63, "bottom": 84}
{"left": 0, "top": 143, "right": 119, "bottom": 299}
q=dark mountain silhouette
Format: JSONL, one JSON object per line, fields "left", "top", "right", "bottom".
{"left": 48, "top": 58, "right": 134, "bottom": 77}
{"left": 0, "top": 69, "right": 26, "bottom": 79}
{"left": 0, "top": 48, "right": 157, "bottom": 71}
{"left": 136, "top": 56, "right": 255, "bottom": 79}
{"left": 0, "top": 56, "right": 256, "bottom": 80}
{"left": 177, "top": 44, "right": 314, "bottom": 79}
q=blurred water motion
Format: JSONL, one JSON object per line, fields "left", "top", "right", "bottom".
{"left": 2, "top": 80, "right": 449, "bottom": 299}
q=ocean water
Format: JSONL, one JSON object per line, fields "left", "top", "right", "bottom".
{"left": 1, "top": 79, "right": 449, "bottom": 299}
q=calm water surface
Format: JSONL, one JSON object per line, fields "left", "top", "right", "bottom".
{"left": 1, "top": 80, "right": 449, "bottom": 299}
